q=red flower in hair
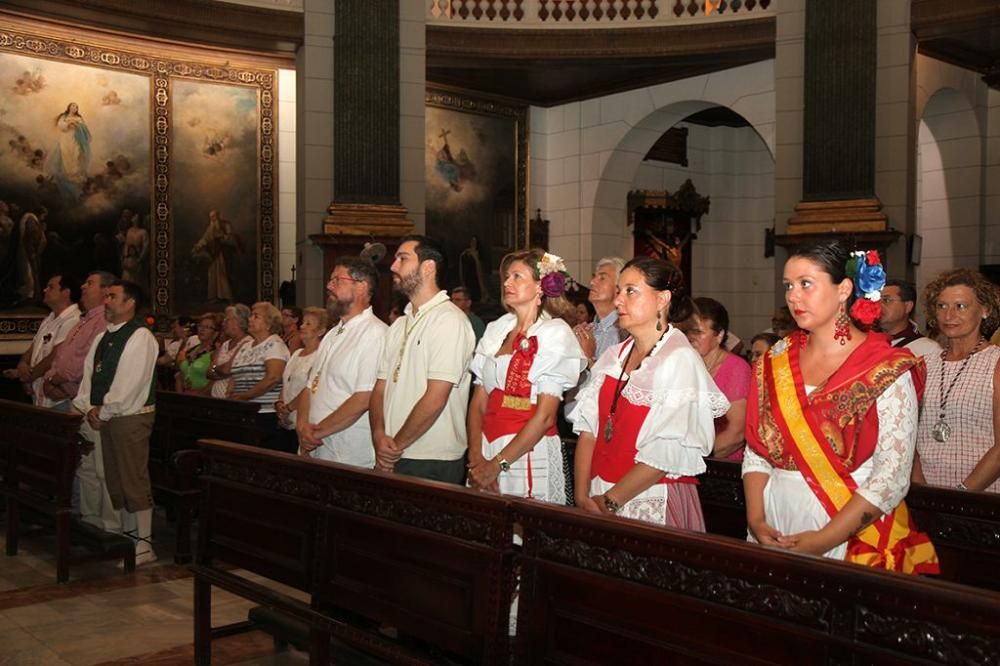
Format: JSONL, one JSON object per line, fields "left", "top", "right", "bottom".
{"left": 866, "top": 250, "right": 880, "bottom": 266}
{"left": 850, "top": 298, "right": 881, "bottom": 326}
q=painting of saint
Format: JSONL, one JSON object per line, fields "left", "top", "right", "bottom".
{"left": 191, "top": 209, "right": 242, "bottom": 303}
{"left": 49, "top": 102, "right": 92, "bottom": 192}
{"left": 170, "top": 79, "right": 258, "bottom": 313}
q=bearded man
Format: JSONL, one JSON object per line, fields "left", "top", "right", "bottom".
{"left": 296, "top": 256, "right": 387, "bottom": 467}
{"left": 369, "top": 235, "right": 475, "bottom": 484}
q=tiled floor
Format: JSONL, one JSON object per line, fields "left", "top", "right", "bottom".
{"left": 0, "top": 512, "right": 309, "bottom": 666}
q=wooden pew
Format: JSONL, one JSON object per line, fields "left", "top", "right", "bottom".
{"left": 513, "top": 499, "right": 1000, "bottom": 665}
{"left": 151, "top": 392, "right": 260, "bottom": 563}
{"left": 697, "top": 457, "right": 1000, "bottom": 592}
{"left": 191, "top": 439, "right": 514, "bottom": 665}
{"left": 0, "top": 399, "right": 134, "bottom": 582}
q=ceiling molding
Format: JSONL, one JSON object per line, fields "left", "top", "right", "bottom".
{"left": 1, "top": 0, "right": 303, "bottom": 59}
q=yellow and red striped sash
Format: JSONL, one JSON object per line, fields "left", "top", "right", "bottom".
{"left": 766, "top": 348, "right": 939, "bottom": 575}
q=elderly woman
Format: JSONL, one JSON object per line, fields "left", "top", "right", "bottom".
{"left": 570, "top": 257, "right": 728, "bottom": 529}
{"left": 744, "top": 242, "right": 937, "bottom": 574}
{"left": 466, "top": 250, "right": 585, "bottom": 503}
{"left": 276, "top": 307, "right": 329, "bottom": 454}
{"left": 208, "top": 304, "right": 252, "bottom": 398}
{"left": 749, "top": 332, "right": 781, "bottom": 365}
{"left": 175, "top": 313, "right": 221, "bottom": 394}
{"left": 229, "top": 302, "right": 290, "bottom": 450}
{"left": 684, "top": 297, "right": 751, "bottom": 460}
{"left": 914, "top": 268, "right": 1000, "bottom": 493}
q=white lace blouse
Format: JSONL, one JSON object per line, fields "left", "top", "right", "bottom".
{"left": 569, "top": 326, "right": 730, "bottom": 478}
{"left": 469, "top": 313, "right": 586, "bottom": 402}
{"left": 741, "top": 372, "right": 918, "bottom": 514}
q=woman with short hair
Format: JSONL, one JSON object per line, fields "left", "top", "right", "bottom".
{"left": 229, "top": 302, "right": 289, "bottom": 450}
{"left": 914, "top": 268, "right": 1000, "bottom": 493}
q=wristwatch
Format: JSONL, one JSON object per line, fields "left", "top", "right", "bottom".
{"left": 602, "top": 494, "right": 622, "bottom": 514}
{"left": 497, "top": 458, "right": 511, "bottom": 473}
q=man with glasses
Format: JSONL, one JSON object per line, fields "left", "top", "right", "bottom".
{"left": 297, "top": 257, "right": 386, "bottom": 468}
{"left": 880, "top": 278, "right": 941, "bottom": 357}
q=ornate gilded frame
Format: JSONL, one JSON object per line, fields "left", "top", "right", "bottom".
{"left": 425, "top": 86, "right": 529, "bottom": 250}
{"left": 0, "top": 19, "right": 276, "bottom": 338}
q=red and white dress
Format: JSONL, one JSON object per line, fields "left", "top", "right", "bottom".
{"left": 470, "top": 313, "right": 585, "bottom": 504}
{"left": 569, "top": 326, "right": 729, "bottom": 529}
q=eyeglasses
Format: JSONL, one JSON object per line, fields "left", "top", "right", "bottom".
{"left": 880, "top": 296, "right": 904, "bottom": 305}
{"left": 328, "top": 275, "right": 362, "bottom": 286}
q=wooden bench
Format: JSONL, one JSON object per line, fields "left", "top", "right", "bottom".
{"left": 513, "top": 499, "right": 1000, "bottom": 665}
{"left": 192, "top": 439, "right": 514, "bottom": 665}
{"left": 697, "top": 457, "right": 1000, "bottom": 592}
{"left": 151, "top": 392, "right": 261, "bottom": 563}
{"left": 0, "top": 399, "right": 134, "bottom": 582}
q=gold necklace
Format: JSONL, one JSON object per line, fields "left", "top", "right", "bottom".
{"left": 392, "top": 300, "right": 447, "bottom": 383}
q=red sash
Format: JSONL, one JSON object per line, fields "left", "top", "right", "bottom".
{"left": 747, "top": 333, "right": 938, "bottom": 575}
{"left": 482, "top": 333, "right": 557, "bottom": 443}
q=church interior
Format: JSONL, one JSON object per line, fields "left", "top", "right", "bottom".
{"left": 1, "top": 1, "right": 1000, "bottom": 664}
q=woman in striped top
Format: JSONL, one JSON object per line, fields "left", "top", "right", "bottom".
{"left": 229, "top": 301, "right": 289, "bottom": 451}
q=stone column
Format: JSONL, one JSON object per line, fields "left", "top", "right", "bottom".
{"left": 788, "top": 0, "right": 887, "bottom": 233}
{"left": 322, "top": 0, "right": 413, "bottom": 238}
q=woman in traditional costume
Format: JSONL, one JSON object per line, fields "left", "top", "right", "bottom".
{"left": 743, "top": 241, "right": 938, "bottom": 574}
{"left": 570, "top": 257, "right": 728, "bottom": 529}
{"left": 913, "top": 268, "right": 1000, "bottom": 493}
{"left": 466, "top": 250, "right": 585, "bottom": 503}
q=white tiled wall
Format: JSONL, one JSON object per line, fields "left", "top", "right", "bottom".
{"left": 528, "top": 60, "right": 775, "bottom": 337}
{"left": 914, "top": 54, "right": 989, "bottom": 306}
{"left": 632, "top": 123, "right": 776, "bottom": 342}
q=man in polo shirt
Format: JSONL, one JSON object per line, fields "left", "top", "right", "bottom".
{"left": 370, "top": 235, "right": 475, "bottom": 484}
{"left": 297, "top": 256, "right": 387, "bottom": 468}
{"left": 74, "top": 280, "right": 159, "bottom": 564}
{"left": 3, "top": 274, "right": 81, "bottom": 406}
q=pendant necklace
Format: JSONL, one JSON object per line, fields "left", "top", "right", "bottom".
{"left": 932, "top": 337, "right": 984, "bottom": 442}
{"left": 602, "top": 332, "right": 665, "bottom": 443}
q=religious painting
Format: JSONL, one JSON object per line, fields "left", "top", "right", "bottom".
{"left": 0, "top": 51, "right": 151, "bottom": 324}
{"left": 425, "top": 88, "right": 527, "bottom": 305}
{"left": 170, "top": 79, "right": 260, "bottom": 314}
{"left": 0, "top": 20, "right": 276, "bottom": 338}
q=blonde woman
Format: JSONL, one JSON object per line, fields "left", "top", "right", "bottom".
{"left": 466, "top": 250, "right": 585, "bottom": 503}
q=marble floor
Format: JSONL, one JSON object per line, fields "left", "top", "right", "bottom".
{"left": 0, "top": 512, "right": 310, "bottom": 665}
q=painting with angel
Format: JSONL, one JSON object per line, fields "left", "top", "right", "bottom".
{"left": 0, "top": 52, "right": 151, "bottom": 309}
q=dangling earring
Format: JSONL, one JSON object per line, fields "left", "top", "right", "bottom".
{"left": 655, "top": 310, "right": 663, "bottom": 332}
{"left": 834, "top": 303, "right": 851, "bottom": 345}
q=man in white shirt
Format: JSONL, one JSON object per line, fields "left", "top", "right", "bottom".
{"left": 880, "top": 279, "right": 941, "bottom": 358}
{"left": 298, "top": 257, "right": 387, "bottom": 468}
{"left": 2, "top": 274, "right": 81, "bottom": 406}
{"left": 74, "top": 280, "right": 159, "bottom": 564}
{"left": 370, "top": 235, "right": 475, "bottom": 484}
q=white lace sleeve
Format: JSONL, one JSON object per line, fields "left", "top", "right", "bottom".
{"left": 741, "top": 446, "right": 773, "bottom": 477}
{"left": 856, "top": 372, "right": 917, "bottom": 514}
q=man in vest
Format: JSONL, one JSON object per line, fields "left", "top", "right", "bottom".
{"left": 73, "top": 280, "right": 159, "bottom": 564}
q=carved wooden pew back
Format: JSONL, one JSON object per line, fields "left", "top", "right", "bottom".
{"left": 698, "top": 458, "right": 1000, "bottom": 592}
{"left": 0, "top": 398, "right": 133, "bottom": 581}
{"left": 152, "top": 392, "right": 261, "bottom": 562}
{"left": 193, "top": 439, "right": 514, "bottom": 665}
{"left": 513, "top": 499, "right": 1000, "bottom": 666}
